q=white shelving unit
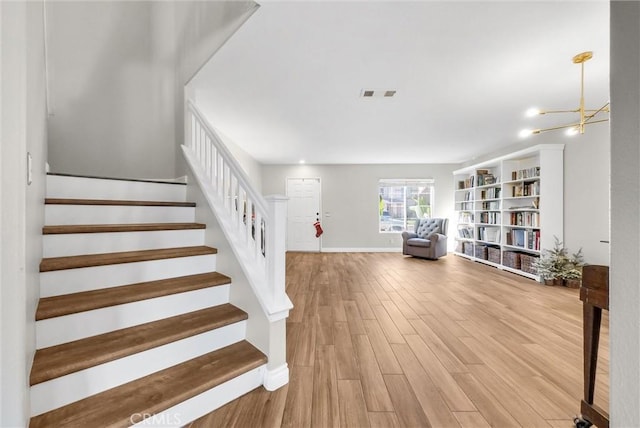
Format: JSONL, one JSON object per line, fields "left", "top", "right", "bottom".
{"left": 453, "top": 144, "right": 564, "bottom": 281}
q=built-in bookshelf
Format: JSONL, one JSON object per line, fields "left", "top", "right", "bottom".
{"left": 453, "top": 144, "right": 564, "bottom": 281}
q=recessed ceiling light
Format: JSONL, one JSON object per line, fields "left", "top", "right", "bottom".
{"left": 362, "top": 90, "right": 374, "bottom": 97}
{"left": 384, "top": 90, "right": 396, "bottom": 97}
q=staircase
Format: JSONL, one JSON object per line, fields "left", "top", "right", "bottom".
{"left": 29, "top": 173, "right": 267, "bottom": 427}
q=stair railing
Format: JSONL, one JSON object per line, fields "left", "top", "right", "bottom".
{"left": 182, "top": 100, "right": 291, "bottom": 321}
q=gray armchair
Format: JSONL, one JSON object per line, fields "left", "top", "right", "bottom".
{"left": 401, "top": 218, "right": 448, "bottom": 260}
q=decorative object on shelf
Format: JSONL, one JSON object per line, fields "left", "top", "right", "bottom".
{"left": 533, "top": 236, "right": 585, "bottom": 286}
{"left": 519, "top": 51, "right": 609, "bottom": 138}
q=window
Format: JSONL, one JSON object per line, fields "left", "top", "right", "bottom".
{"left": 379, "top": 179, "right": 435, "bottom": 233}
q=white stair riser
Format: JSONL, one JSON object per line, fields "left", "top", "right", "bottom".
{"left": 31, "top": 321, "right": 246, "bottom": 417}
{"left": 40, "top": 254, "right": 217, "bottom": 297}
{"left": 47, "top": 175, "right": 187, "bottom": 202}
{"left": 130, "top": 365, "right": 265, "bottom": 427}
{"left": 45, "top": 205, "right": 195, "bottom": 225}
{"left": 43, "top": 229, "right": 205, "bottom": 258}
{"left": 36, "top": 285, "right": 230, "bottom": 348}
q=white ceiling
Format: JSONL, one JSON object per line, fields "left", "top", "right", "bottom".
{"left": 192, "top": 1, "right": 610, "bottom": 165}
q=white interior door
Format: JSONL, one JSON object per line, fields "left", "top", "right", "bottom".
{"left": 286, "top": 178, "right": 321, "bottom": 252}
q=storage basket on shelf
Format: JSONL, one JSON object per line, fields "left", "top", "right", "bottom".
{"left": 463, "top": 242, "right": 474, "bottom": 257}
{"left": 455, "top": 241, "right": 463, "bottom": 253}
{"left": 503, "top": 251, "right": 521, "bottom": 269}
{"left": 474, "top": 244, "right": 488, "bottom": 260}
{"left": 487, "top": 246, "right": 501, "bottom": 264}
{"left": 519, "top": 253, "right": 539, "bottom": 274}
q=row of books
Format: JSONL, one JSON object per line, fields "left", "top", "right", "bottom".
{"left": 505, "top": 229, "right": 540, "bottom": 250}
{"left": 511, "top": 181, "right": 540, "bottom": 197}
{"left": 478, "top": 212, "right": 501, "bottom": 225}
{"left": 458, "top": 176, "right": 475, "bottom": 189}
{"left": 480, "top": 187, "right": 501, "bottom": 200}
{"left": 509, "top": 211, "right": 540, "bottom": 227}
{"left": 458, "top": 212, "right": 473, "bottom": 223}
{"left": 458, "top": 226, "right": 474, "bottom": 239}
{"left": 457, "top": 202, "right": 473, "bottom": 211}
{"left": 481, "top": 201, "right": 500, "bottom": 210}
{"left": 511, "top": 166, "right": 540, "bottom": 180}
{"left": 477, "top": 226, "right": 500, "bottom": 243}
{"left": 457, "top": 169, "right": 500, "bottom": 189}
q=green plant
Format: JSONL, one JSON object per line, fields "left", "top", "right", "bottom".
{"left": 533, "top": 236, "right": 585, "bottom": 281}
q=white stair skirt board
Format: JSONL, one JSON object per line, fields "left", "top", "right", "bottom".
{"left": 46, "top": 175, "right": 187, "bottom": 202}
{"left": 45, "top": 205, "right": 195, "bottom": 225}
{"left": 36, "top": 285, "right": 231, "bottom": 348}
{"left": 40, "top": 254, "right": 217, "bottom": 297}
{"left": 263, "top": 363, "right": 289, "bottom": 391}
{"left": 43, "top": 229, "right": 205, "bottom": 258}
{"left": 130, "top": 365, "right": 265, "bottom": 428}
{"left": 30, "top": 321, "right": 246, "bottom": 416}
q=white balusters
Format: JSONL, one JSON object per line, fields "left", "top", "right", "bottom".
{"left": 182, "top": 101, "right": 291, "bottom": 320}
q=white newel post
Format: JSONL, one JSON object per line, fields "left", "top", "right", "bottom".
{"left": 265, "top": 195, "right": 289, "bottom": 310}
{"left": 263, "top": 195, "right": 290, "bottom": 391}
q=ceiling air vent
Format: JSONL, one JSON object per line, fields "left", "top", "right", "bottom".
{"left": 360, "top": 89, "right": 397, "bottom": 98}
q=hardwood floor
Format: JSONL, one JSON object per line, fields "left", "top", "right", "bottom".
{"left": 192, "top": 252, "right": 609, "bottom": 428}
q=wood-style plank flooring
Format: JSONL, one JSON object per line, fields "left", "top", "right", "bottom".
{"left": 192, "top": 252, "right": 609, "bottom": 428}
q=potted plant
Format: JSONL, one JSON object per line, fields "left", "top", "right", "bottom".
{"left": 533, "top": 236, "right": 584, "bottom": 286}
{"left": 563, "top": 249, "right": 585, "bottom": 288}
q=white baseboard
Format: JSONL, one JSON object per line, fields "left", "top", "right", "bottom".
{"left": 320, "top": 247, "right": 402, "bottom": 253}
{"left": 263, "top": 363, "right": 289, "bottom": 391}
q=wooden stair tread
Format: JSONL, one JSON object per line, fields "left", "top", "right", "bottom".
{"left": 43, "top": 222, "right": 206, "bottom": 234}
{"left": 29, "top": 341, "right": 266, "bottom": 427}
{"left": 40, "top": 246, "right": 217, "bottom": 272}
{"left": 36, "top": 272, "right": 231, "bottom": 320}
{"left": 30, "top": 304, "right": 248, "bottom": 385}
{"left": 45, "top": 198, "right": 196, "bottom": 207}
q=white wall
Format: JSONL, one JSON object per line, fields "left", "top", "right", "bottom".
{"left": 46, "top": 1, "right": 176, "bottom": 179}
{"left": 1, "top": 1, "right": 47, "bottom": 425}
{"left": 461, "top": 126, "right": 610, "bottom": 266}
{"left": 46, "top": 1, "right": 257, "bottom": 180}
{"left": 610, "top": 2, "right": 640, "bottom": 425}
{"left": 168, "top": 1, "right": 258, "bottom": 176}
{"left": 261, "top": 163, "right": 457, "bottom": 251}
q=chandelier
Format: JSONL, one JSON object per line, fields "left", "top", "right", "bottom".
{"left": 519, "top": 51, "right": 609, "bottom": 138}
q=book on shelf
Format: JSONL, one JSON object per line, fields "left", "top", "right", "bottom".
{"left": 509, "top": 211, "right": 540, "bottom": 227}
{"left": 480, "top": 187, "right": 501, "bottom": 200}
{"left": 510, "top": 228, "right": 540, "bottom": 250}
{"left": 479, "top": 211, "right": 501, "bottom": 224}
{"left": 511, "top": 166, "right": 541, "bottom": 181}
{"left": 511, "top": 181, "right": 540, "bottom": 197}
{"left": 477, "top": 226, "right": 500, "bottom": 243}
{"left": 481, "top": 200, "right": 500, "bottom": 210}
{"left": 457, "top": 226, "right": 474, "bottom": 239}
{"left": 458, "top": 212, "right": 473, "bottom": 223}
{"left": 476, "top": 169, "right": 499, "bottom": 187}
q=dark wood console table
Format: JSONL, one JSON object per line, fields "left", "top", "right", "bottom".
{"left": 575, "top": 265, "right": 609, "bottom": 428}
